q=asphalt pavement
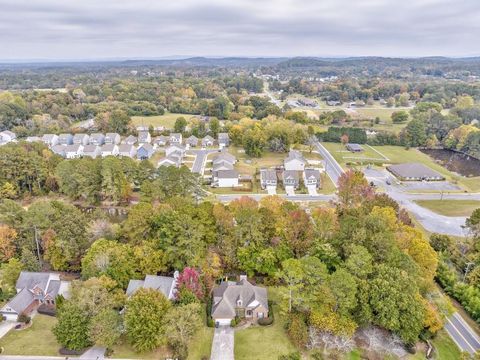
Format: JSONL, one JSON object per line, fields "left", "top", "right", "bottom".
{"left": 445, "top": 312, "right": 480, "bottom": 354}
{"left": 310, "top": 137, "right": 343, "bottom": 186}
{"left": 191, "top": 149, "right": 217, "bottom": 174}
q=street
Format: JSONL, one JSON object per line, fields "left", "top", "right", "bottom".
{"left": 190, "top": 149, "right": 217, "bottom": 174}
{"left": 445, "top": 312, "right": 480, "bottom": 354}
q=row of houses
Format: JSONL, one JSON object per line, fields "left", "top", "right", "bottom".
{"left": 260, "top": 168, "right": 321, "bottom": 190}
{"left": 51, "top": 143, "right": 155, "bottom": 160}
{"left": 211, "top": 151, "right": 239, "bottom": 187}
{"left": 1, "top": 271, "right": 268, "bottom": 326}
{"left": 157, "top": 144, "right": 187, "bottom": 168}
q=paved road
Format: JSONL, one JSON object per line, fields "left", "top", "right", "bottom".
{"left": 80, "top": 346, "right": 105, "bottom": 360}
{"left": 191, "top": 149, "right": 217, "bottom": 174}
{"left": 217, "top": 193, "right": 335, "bottom": 203}
{"left": 210, "top": 326, "right": 234, "bottom": 360}
{"left": 445, "top": 312, "right": 480, "bottom": 354}
{"left": 310, "top": 138, "right": 343, "bottom": 186}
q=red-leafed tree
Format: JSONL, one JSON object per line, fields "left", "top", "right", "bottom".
{"left": 176, "top": 267, "right": 204, "bottom": 301}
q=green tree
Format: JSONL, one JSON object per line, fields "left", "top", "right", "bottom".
{"left": 174, "top": 117, "right": 188, "bottom": 133}
{"left": 89, "top": 308, "right": 122, "bottom": 349}
{"left": 402, "top": 118, "right": 427, "bottom": 147}
{"left": 53, "top": 302, "right": 92, "bottom": 351}
{"left": 125, "top": 288, "right": 171, "bottom": 352}
{"left": 391, "top": 111, "right": 409, "bottom": 123}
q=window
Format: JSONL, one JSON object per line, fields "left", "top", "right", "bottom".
{"left": 246, "top": 310, "right": 253, "bottom": 317}
{"left": 237, "top": 300, "right": 242, "bottom": 307}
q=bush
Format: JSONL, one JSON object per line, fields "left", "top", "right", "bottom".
{"left": 286, "top": 315, "right": 308, "bottom": 348}
{"left": 230, "top": 316, "right": 240, "bottom": 327}
{"left": 17, "top": 313, "right": 31, "bottom": 324}
{"left": 278, "top": 352, "right": 301, "bottom": 360}
{"left": 59, "top": 348, "right": 84, "bottom": 356}
{"left": 258, "top": 317, "right": 274, "bottom": 326}
{"left": 37, "top": 304, "right": 57, "bottom": 317}
{"left": 207, "top": 317, "right": 214, "bottom": 327}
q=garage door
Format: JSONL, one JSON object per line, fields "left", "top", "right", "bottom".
{"left": 2, "top": 313, "right": 17, "bottom": 321}
{"left": 215, "top": 318, "right": 232, "bottom": 326}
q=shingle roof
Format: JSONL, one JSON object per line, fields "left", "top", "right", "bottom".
{"left": 260, "top": 169, "right": 277, "bottom": 182}
{"left": 215, "top": 169, "right": 239, "bottom": 179}
{"left": 285, "top": 150, "right": 306, "bottom": 163}
{"left": 126, "top": 275, "right": 177, "bottom": 299}
{"left": 346, "top": 143, "right": 363, "bottom": 151}
{"left": 213, "top": 152, "right": 236, "bottom": 164}
{"left": 118, "top": 144, "right": 135, "bottom": 154}
{"left": 82, "top": 144, "right": 98, "bottom": 154}
{"left": 304, "top": 168, "right": 320, "bottom": 181}
{"left": 213, "top": 161, "right": 234, "bottom": 172}
{"left": 387, "top": 163, "right": 445, "bottom": 180}
{"left": 101, "top": 144, "right": 117, "bottom": 152}
{"left": 283, "top": 170, "right": 299, "bottom": 182}
{"left": 4, "top": 288, "right": 34, "bottom": 314}
{"left": 16, "top": 272, "right": 50, "bottom": 292}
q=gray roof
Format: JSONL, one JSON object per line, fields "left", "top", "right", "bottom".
{"left": 186, "top": 135, "right": 199, "bottom": 145}
{"left": 170, "top": 133, "right": 182, "bottom": 140}
{"left": 124, "top": 135, "right": 137, "bottom": 144}
{"left": 16, "top": 272, "right": 50, "bottom": 291}
{"left": 105, "top": 133, "right": 120, "bottom": 140}
{"left": 90, "top": 133, "right": 105, "bottom": 140}
{"left": 154, "top": 135, "right": 169, "bottom": 144}
{"left": 51, "top": 145, "right": 66, "bottom": 156}
{"left": 285, "top": 150, "right": 306, "bottom": 164}
{"left": 202, "top": 135, "right": 215, "bottom": 144}
{"left": 283, "top": 170, "right": 299, "bottom": 182}
{"left": 42, "top": 134, "right": 57, "bottom": 141}
{"left": 3, "top": 288, "right": 34, "bottom": 314}
{"left": 304, "top": 169, "right": 321, "bottom": 181}
{"left": 212, "top": 278, "right": 268, "bottom": 319}
{"left": 158, "top": 156, "right": 181, "bottom": 167}
{"left": 46, "top": 280, "right": 61, "bottom": 297}
{"left": 260, "top": 169, "right": 277, "bottom": 182}
{"left": 64, "top": 144, "right": 81, "bottom": 153}
{"left": 215, "top": 169, "right": 239, "bottom": 179}
{"left": 387, "top": 163, "right": 445, "bottom": 180}
{"left": 213, "top": 151, "right": 236, "bottom": 165}
{"left": 346, "top": 143, "right": 363, "bottom": 151}
{"left": 126, "top": 275, "right": 176, "bottom": 299}
{"left": 218, "top": 132, "right": 229, "bottom": 140}
{"left": 101, "top": 144, "right": 117, "bottom": 152}
{"left": 83, "top": 144, "right": 99, "bottom": 154}
{"left": 73, "top": 133, "right": 89, "bottom": 141}
{"left": 138, "top": 131, "right": 150, "bottom": 142}
{"left": 213, "top": 161, "right": 234, "bottom": 172}
{"left": 118, "top": 144, "right": 135, "bottom": 154}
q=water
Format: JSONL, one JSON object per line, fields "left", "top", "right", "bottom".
{"left": 420, "top": 149, "right": 480, "bottom": 177}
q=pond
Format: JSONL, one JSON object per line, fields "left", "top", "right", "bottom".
{"left": 420, "top": 149, "right": 480, "bottom": 177}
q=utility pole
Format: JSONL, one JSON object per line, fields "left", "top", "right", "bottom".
{"left": 33, "top": 226, "right": 42, "bottom": 267}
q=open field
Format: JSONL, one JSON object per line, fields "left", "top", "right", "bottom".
{"left": 414, "top": 200, "right": 480, "bottom": 217}
{"left": 0, "top": 315, "right": 59, "bottom": 356}
{"left": 131, "top": 113, "right": 197, "bottom": 129}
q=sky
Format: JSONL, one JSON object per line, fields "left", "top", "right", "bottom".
{"left": 1, "top": 0, "right": 480, "bottom": 61}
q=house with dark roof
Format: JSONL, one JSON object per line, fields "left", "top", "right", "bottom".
{"left": 387, "top": 163, "right": 445, "bottom": 181}
{"left": 260, "top": 169, "right": 278, "bottom": 190}
{"left": 0, "top": 272, "right": 70, "bottom": 321}
{"left": 282, "top": 170, "right": 300, "bottom": 189}
{"left": 212, "top": 275, "right": 268, "bottom": 325}
{"left": 284, "top": 150, "right": 306, "bottom": 171}
{"left": 126, "top": 272, "right": 179, "bottom": 300}
{"left": 123, "top": 135, "right": 137, "bottom": 145}
{"left": 346, "top": 143, "right": 364, "bottom": 152}
{"left": 212, "top": 151, "right": 236, "bottom": 166}
{"left": 100, "top": 144, "right": 119, "bottom": 157}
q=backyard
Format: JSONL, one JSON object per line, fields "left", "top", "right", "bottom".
{"left": 131, "top": 112, "right": 196, "bottom": 129}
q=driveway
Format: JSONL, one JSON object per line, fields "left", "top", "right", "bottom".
{"left": 307, "top": 185, "right": 318, "bottom": 196}
{"left": 266, "top": 186, "right": 277, "bottom": 195}
{"left": 285, "top": 186, "right": 295, "bottom": 196}
{"left": 0, "top": 321, "right": 16, "bottom": 339}
{"left": 210, "top": 326, "right": 234, "bottom": 360}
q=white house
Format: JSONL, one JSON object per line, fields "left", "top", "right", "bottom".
{"left": 260, "top": 169, "right": 278, "bottom": 190}
{"left": 100, "top": 144, "right": 119, "bottom": 157}
{"left": 123, "top": 135, "right": 137, "bottom": 145}
{"left": 105, "top": 133, "right": 121, "bottom": 145}
{"left": 41, "top": 134, "right": 59, "bottom": 147}
{"left": 82, "top": 145, "right": 101, "bottom": 159}
{"left": 137, "top": 143, "right": 155, "bottom": 160}
{"left": 218, "top": 133, "right": 230, "bottom": 148}
{"left": 0, "top": 130, "right": 16, "bottom": 145}
{"left": 64, "top": 144, "right": 84, "bottom": 159}
{"left": 153, "top": 135, "right": 169, "bottom": 147}
{"left": 169, "top": 133, "right": 183, "bottom": 145}
{"left": 303, "top": 168, "right": 321, "bottom": 188}
{"left": 57, "top": 133, "right": 73, "bottom": 145}
{"left": 138, "top": 131, "right": 152, "bottom": 144}
{"left": 201, "top": 135, "right": 215, "bottom": 147}
{"left": 118, "top": 144, "right": 137, "bottom": 158}
{"left": 157, "top": 155, "right": 182, "bottom": 168}
{"left": 284, "top": 150, "right": 306, "bottom": 171}
{"left": 25, "top": 136, "right": 41, "bottom": 143}
{"left": 89, "top": 133, "right": 105, "bottom": 146}
{"left": 73, "top": 133, "right": 90, "bottom": 145}
{"left": 165, "top": 144, "right": 186, "bottom": 157}
{"left": 213, "top": 170, "right": 239, "bottom": 188}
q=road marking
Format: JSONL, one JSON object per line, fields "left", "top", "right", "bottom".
{"left": 446, "top": 316, "right": 477, "bottom": 353}
{"left": 452, "top": 313, "right": 480, "bottom": 346}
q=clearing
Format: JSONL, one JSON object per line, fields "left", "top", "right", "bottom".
{"left": 414, "top": 200, "right": 480, "bottom": 217}
{"left": 131, "top": 113, "right": 197, "bottom": 129}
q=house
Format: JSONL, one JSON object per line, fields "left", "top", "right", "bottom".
{"left": 186, "top": 135, "right": 199, "bottom": 148}
{"left": 41, "top": 134, "right": 59, "bottom": 147}
{"left": 137, "top": 143, "right": 155, "bottom": 160}
{"left": 100, "top": 144, "right": 119, "bottom": 157}
{"left": 284, "top": 150, "right": 306, "bottom": 171}
{"left": 89, "top": 133, "right": 105, "bottom": 146}
{"left": 212, "top": 170, "right": 239, "bottom": 188}
{"left": 105, "top": 133, "right": 121, "bottom": 145}
{"left": 218, "top": 133, "right": 230, "bottom": 148}
{"left": 326, "top": 100, "right": 341, "bottom": 106}
{"left": 25, "top": 136, "right": 41, "bottom": 143}
{"left": 165, "top": 144, "right": 186, "bottom": 157}
{"left": 123, "top": 135, "right": 137, "bottom": 145}
{"left": 202, "top": 135, "right": 215, "bottom": 147}
{"left": 0, "top": 130, "right": 16, "bottom": 145}
{"left": 153, "top": 135, "right": 169, "bottom": 147}
{"left": 57, "top": 133, "right": 73, "bottom": 145}
{"left": 51, "top": 145, "right": 66, "bottom": 157}
{"left": 169, "top": 133, "right": 183, "bottom": 145}
{"left": 212, "top": 275, "right": 268, "bottom": 325}
{"left": 157, "top": 154, "right": 182, "bottom": 168}
{"left": 260, "top": 169, "right": 278, "bottom": 190}
{"left": 346, "top": 143, "right": 363, "bottom": 152}
{"left": 387, "top": 163, "right": 445, "bottom": 181}
{"left": 303, "top": 169, "right": 321, "bottom": 188}
{"left": 73, "top": 133, "right": 90, "bottom": 145}
{"left": 82, "top": 145, "right": 101, "bottom": 158}
{"left": 212, "top": 160, "right": 234, "bottom": 172}
{"left": 126, "top": 272, "right": 178, "bottom": 300}
{"left": 282, "top": 170, "right": 300, "bottom": 189}
{"left": 64, "top": 144, "right": 83, "bottom": 159}
{"left": 118, "top": 144, "right": 137, "bottom": 158}
{"left": 0, "top": 272, "right": 70, "bottom": 321}
{"left": 138, "top": 131, "right": 152, "bottom": 144}
{"left": 212, "top": 151, "right": 236, "bottom": 166}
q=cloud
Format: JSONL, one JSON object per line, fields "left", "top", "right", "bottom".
{"left": 0, "top": 0, "right": 479, "bottom": 59}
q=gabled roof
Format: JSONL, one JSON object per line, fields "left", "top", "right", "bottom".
{"left": 90, "top": 133, "right": 105, "bottom": 140}
{"left": 105, "top": 132, "right": 120, "bottom": 140}
{"left": 0, "top": 130, "right": 16, "bottom": 138}
{"left": 387, "top": 163, "right": 445, "bottom": 180}
{"left": 186, "top": 135, "right": 199, "bottom": 144}
{"left": 260, "top": 169, "right": 277, "bottom": 182}
{"left": 118, "top": 144, "right": 135, "bottom": 154}
{"left": 101, "top": 144, "right": 117, "bottom": 152}
{"left": 3, "top": 288, "right": 34, "bottom": 314}
{"left": 154, "top": 135, "right": 169, "bottom": 144}
{"left": 304, "top": 168, "right": 320, "bottom": 181}
{"left": 283, "top": 170, "right": 299, "bottom": 182}
{"left": 51, "top": 145, "right": 66, "bottom": 156}
{"left": 126, "top": 274, "right": 177, "bottom": 300}
{"left": 73, "top": 133, "right": 89, "bottom": 140}
{"left": 16, "top": 272, "right": 51, "bottom": 291}
{"left": 138, "top": 131, "right": 151, "bottom": 142}
{"left": 58, "top": 133, "right": 72, "bottom": 141}
{"left": 202, "top": 135, "right": 215, "bottom": 143}
{"left": 346, "top": 143, "right": 363, "bottom": 151}
{"left": 285, "top": 150, "right": 306, "bottom": 164}
{"left": 215, "top": 169, "right": 239, "bottom": 179}
{"left": 83, "top": 144, "right": 99, "bottom": 154}
{"left": 218, "top": 133, "right": 229, "bottom": 142}
{"left": 213, "top": 151, "right": 236, "bottom": 165}
{"left": 124, "top": 135, "right": 137, "bottom": 144}
{"left": 42, "top": 134, "right": 58, "bottom": 141}
{"left": 212, "top": 278, "right": 268, "bottom": 319}
{"left": 170, "top": 133, "right": 182, "bottom": 140}
{"left": 213, "top": 161, "right": 234, "bottom": 172}
{"left": 138, "top": 143, "right": 154, "bottom": 154}
{"left": 64, "top": 144, "right": 82, "bottom": 153}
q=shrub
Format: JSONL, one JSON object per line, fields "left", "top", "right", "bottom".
{"left": 17, "top": 313, "right": 31, "bottom": 324}
{"left": 59, "top": 348, "right": 84, "bottom": 356}
{"left": 278, "top": 352, "right": 301, "bottom": 360}
{"left": 37, "top": 304, "right": 57, "bottom": 317}
{"left": 207, "top": 317, "right": 214, "bottom": 327}
{"left": 286, "top": 315, "right": 308, "bottom": 348}
{"left": 230, "top": 316, "right": 240, "bottom": 327}
{"left": 258, "top": 317, "right": 274, "bottom": 326}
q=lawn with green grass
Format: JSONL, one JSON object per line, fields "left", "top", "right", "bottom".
{"left": 0, "top": 315, "right": 59, "bottom": 356}
{"left": 131, "top": 113, "right": 196, "bottom": 129}
{"left": 430, "top": 330, "right": 462, "bottom": 360}
{"left": 234, "top": 288, "right": 297, "bottom": 360}
{"left": 322, "top": 142, "right": 387, "bottom": 166}
{"left": 415, "top": 200, "right": 480, "bottom": 217}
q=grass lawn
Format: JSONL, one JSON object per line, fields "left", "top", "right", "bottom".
{"left": 0, "top": 315, "right": 59, "bottom": 356}
{"left": 414, "top": 200, "right": 480, "bottom": 217}
{"left": 110, "top": 340, "right": 170, "bottom": 359}
{"left": 322, "top": 142, "right": 387, "bottom": 166}
{"left": 430, "top": 330, "right": 462, "bottom": 360}
{"left": 131, "top": 113, "right": 196, "bottom": 129}
{"left": 187, "top": 323, "right": 214, "bottom": 360}
{"left": 234, "top": 288, "right": 297, "bottom": 360}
